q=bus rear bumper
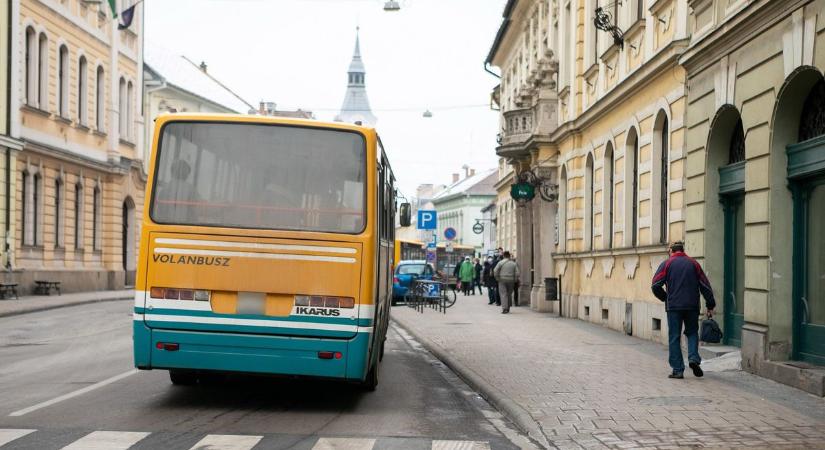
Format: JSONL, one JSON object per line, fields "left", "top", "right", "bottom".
{"left": 133, "top": 322, "right": 370, "bottom": 381}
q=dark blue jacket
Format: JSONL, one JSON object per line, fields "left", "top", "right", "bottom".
{"left": 651, "top": 252, "right": 716, "bottom": 311}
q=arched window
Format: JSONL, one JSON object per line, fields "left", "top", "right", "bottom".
{"left": 21, "top": 171, "right": 29, "bottom": 245}
{"left": 559, "top": 165, "right": 568, "bottom": 252}
{"left": 33, "top": 172, "right": 42, "bottom": 246}
{"left": 38, "top": 33, "right": 48, "bottom": 109}
{"left": 58, "top": 45, "right": 69, "bottom": 117}
{"left": 653, "top": 110, "right": 670, "bottom": 244}
{"left": 603, "top": 142, "right": 614, "bottom": 249}
{"left": 798, "top": 78, "right": 825, "bottom": 142}
{"left": 96, "top": 66, "right": 105, "bottom": 131}
{"left": 730, "top": 118, "right": 746, "bottom": 164}
{"left": 126, "top": 81, "right": 134, "bottom": 141}
{"left": 92, "top": 185, "right": 102, "bottom": 251}
{"left": 55, "top": 178, "right": 64, "bottom": 248}
{"left": 585, "top": 153, "right": 594, "bottom": 250}
{"left": 625, "top": 127, "right": 639, "bottom": 247}
{"left": 25, "top": 27, "right": 37, "bottom": 106}
{"left": 74, "top": 182, "right": 84, "bottom": 249}
{"left": 118, "top": 77, "right": 126, "bottom": 138}
{"left": 78, "top": 56, "right": 88, "bottom": 125}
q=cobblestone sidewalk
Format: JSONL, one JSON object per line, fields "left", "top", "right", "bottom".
{"left": 392, "top": 293, "right": 825, "bottom": 450}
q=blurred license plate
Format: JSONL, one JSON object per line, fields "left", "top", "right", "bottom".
{"left": 237, "top": 292, "right": 266, "bottom": 315}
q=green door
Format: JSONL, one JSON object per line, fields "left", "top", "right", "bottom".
{"left": 794, "top": 179, "right": 825, "bottom": 364}
{"left": 722, "top": 193, "right": 745, "bottom": 346}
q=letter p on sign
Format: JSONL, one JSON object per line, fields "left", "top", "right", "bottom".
{"left": 417, "top": 210, "right": 437, "bottom": 230}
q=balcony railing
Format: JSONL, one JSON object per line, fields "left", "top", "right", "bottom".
{"left": 500, "top": 108, "right": 533, "bottom": 145}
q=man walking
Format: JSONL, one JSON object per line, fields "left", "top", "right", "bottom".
{"left": 493, "top": 251, "right": 519, "bottom": 314}
{"left": 651, "top": 241, "right": 716, "bottom": 379}
{"left": 483, "top": 257, "right": 497, "bottom": 304}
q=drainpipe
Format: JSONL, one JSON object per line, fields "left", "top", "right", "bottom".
{"left": 5, "top": 0, "right": 12, "bottom": 270}
{"left": 484, "top": 62, "right": 501, "bottom": 79}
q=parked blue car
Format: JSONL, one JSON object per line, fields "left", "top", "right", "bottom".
{"left": 392, "top": 260, "right": 435, "bottom": 305}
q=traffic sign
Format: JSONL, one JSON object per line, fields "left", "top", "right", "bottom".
{"left": 472, "top": 222, "right": 484, "bottom": 234}
{"left": 444, "top": 227, "right": 457, "bottom": 241}
{"left": 445, "top": 242, "right": 454, "bottom": 253}
{"left": 417, "top": 210, "right": 437, "bottom": 230}
{"left": 426, "top": 242, "right": 436, "bottom": 249}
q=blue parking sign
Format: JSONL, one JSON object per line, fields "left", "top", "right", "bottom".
{"left": 417, "top": 210, "right": 437, "bottom": 230}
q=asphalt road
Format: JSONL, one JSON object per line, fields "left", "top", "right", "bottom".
{"left": 0, "top": 301, "right": 528, "bottom": 449}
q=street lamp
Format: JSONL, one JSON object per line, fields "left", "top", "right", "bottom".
{"left": 384, "top": 1, "right": 401, "bottom": 11}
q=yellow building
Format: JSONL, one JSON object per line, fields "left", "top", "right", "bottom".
{"left": 10, "top": 0, "right": 145, "bottom": 293}
{"left": 488, "top": 0, "right": 690, "bottom": 337}
{"left": 2, "top": 1, "right": 25, "bottom": 273}
{"left": 682, "top": 0, "right": 825, "bottom": 395}
{"left": 494, "top": 158, "right": 517, "bottom": 254}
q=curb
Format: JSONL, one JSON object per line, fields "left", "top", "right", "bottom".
{"left": 0, "top": 295, "right": 132, "bottom": 318}
{"left": 392, "top": 315, "right": 551, "bottom": 449}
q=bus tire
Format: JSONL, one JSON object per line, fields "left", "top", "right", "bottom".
{"left": 361, "top": 361, "right": 379, "bottom": 392}
{"left": 169, "top": 369, "right": 198, "bottom": 386}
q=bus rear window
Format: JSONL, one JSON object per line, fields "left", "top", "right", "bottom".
{"left": 150, "top": 122, "right": 366, "bottom": 233}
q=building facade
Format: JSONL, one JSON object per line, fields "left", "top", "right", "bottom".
{"left": 10, "top": 0, "right": 146, "bottom": 293}
{"left": 432, "top": 169, "right": 497, "bottom": 254}
{"left": 2, "top": 0, "right": 25, "bottom": 273}
{"left": 488, "top": 0, "right": 691, "bottom": 331}
{"left": 494, "top": 159, "right": 518, "bottom": 254}
{"left": 682, "top": 0, "right": 825, "bottom": 394}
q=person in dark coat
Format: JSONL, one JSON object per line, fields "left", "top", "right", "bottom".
{"left": 652, "top": 241, "right": 716, "bottom": 379}
{"left": 473, "top": 258, "right": 483, "bottom": 295}
{"left": 483, "top": 257, "right": 497, "bottom": 304}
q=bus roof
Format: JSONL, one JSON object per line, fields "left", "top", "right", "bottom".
{"left": 154, "top": 113, "right": 376, "bottom": 133}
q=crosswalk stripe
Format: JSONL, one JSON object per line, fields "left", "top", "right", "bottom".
{"left": 188, "top": 434, "right": 263, "bottom": 450}
{"left": 431, "top": 441, "right": 491, "bottom": 450}
{"left": 61, "top": 431, "right": 150, "bottom": 449}
{"left": 0, "top": 429, "right": 36, "bottom": 447}
{"left": 311, "top": 438, "right": 376, "bottom": 450}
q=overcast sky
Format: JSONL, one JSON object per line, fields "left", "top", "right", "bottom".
{"left": 144, "top": 0, "right": 504, "bottom": 198}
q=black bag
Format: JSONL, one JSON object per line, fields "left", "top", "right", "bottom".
{"left": 700, "top": 317, "right": 723, "bottom": 343}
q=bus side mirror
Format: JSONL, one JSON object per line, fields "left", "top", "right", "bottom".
{"left": 399, "top": 203, "right": 412, "bottom": 227}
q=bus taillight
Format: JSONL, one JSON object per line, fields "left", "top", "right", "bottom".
{"left": 150, "top": 287, "right": 211, "bottom": 302}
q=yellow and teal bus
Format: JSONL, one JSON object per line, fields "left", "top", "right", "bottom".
{"left": 133, "top": 114, "right": 408, "bottom": 390}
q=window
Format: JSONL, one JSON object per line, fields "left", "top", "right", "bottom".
{"left": 625, "top": 127, "right": 639, "bottom": 247}
{"left": 559, "top": 165, "right": 568, "bottom": 252}
{"left": 634, "top": 0, "right": 644, "bottom": 23}
{"left": 585, "top": 153, "right": 594, "bottom": 250}
{"left": 38, "top": 34, "right": 48, "bottom": 109}
{"left": 21, "top": 172, "right": 29, "bottom": 245}
{"left": 96, "top": 66, "right": 105, "bottom": 131}
{"left": 151, "top": 122, "right": 367, "bottom": 233}
{"left": 74, "top": 182, "right": 84, "bottom": 249}
{"left": 603, "top": 143, "right": 614, "bottom": 248}
{"left": 126, "top": 81, "right": 134, "bottom": 141}
{"left": 33, "top": 173, "right": 42, "bottom": 246}
{"left": 93, "top": 185, "right": 101, "bottom": 251}
{"left": 58, "top": 45, "right": 69, "bottom": 117}
{"left": 25, "top": 27, "right": 37, "bottom": 106}
{"left": 55, "top": 179, "right": 64, "bottom": 248}
{"left": 659, "top": 116, "right": 669, "bottom": 244}
{"left": 118, "top": 77, "right": 126, "bottom": 138}
{"left": 78, "top": 56, "right": 88, "bottom": 125}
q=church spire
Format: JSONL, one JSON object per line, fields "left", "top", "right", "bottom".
{"left": 336, "top": 27, "right": 377, "bottom": 126}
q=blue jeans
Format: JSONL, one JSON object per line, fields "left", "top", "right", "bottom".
{"left": 667, "top": 310, "right": 701, "bottom": 373}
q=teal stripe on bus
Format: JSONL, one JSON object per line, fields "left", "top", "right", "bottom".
{"left": 134, "top": 307, "right": 373, "bottom": 327}
{"left": 137, "top": 317, "right": 367, "bottom": 338}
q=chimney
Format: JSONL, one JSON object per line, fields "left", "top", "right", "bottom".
{"left": 199, "top": 61, "right": 207, "bottom": 72}
{"left": 470, "top": 168, "right": 476, "bottom": 177}
{"left": 452, "top": 173, "right": 459, "bottom": 183}
{"left": 462, "top": 164, "right": 470, "bottom": 178}
{"left": 259, "top": 101, "right": 266, "bottom": 115}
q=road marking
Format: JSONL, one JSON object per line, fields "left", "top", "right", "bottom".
{"left": 312, "top": 438, "right": 376, "bottom": 450}
{"left": 432, "top": 441, "right": 492, "bottom": 450}
{"left": 0, "top": 429, "right": 35, "bottom": 446}
{"left": 8, "top": 370, "right": 138, "bottom": 417}
{"left": 188, "top": 434, "right": 263, "bottom": 450}
{"left": 61, "top": 431, "right": 149, "bottom": 449}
